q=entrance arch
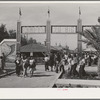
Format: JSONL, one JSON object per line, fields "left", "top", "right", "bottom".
{"left": 16, "top": 18, "right": 94, "bottom": 55}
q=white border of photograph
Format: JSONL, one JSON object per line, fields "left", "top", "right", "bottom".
{"left": 0, "top": 1, "right": 100, "bottom": 99}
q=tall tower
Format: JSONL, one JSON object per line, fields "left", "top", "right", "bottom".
{"left": 46, "top": 9, "right": 51, "bottom": 54}
{"left": 77, "top": 7, "right": 82, "bottom": 56}
{"left": 16, "top": 20, "right": 21, "bottom": 54}
{"left": 16, "top": 8, "right": 22, "bottom": 54}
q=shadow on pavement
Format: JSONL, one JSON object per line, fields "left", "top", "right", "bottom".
{"left": 33, "top": 75, "right": 52, "bottom": 77}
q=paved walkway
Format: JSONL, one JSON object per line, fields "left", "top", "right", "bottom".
{"left": 0, "top": 65, "right": 59, "bottom": 88}
{"left": 56, "top": 79, "right": 100, "bottom": 88}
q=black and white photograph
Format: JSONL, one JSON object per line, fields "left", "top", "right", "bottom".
{"left": 0, "top": 1, "right": 100, "bottom": 91}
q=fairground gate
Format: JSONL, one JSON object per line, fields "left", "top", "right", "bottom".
{"left": 16, "top": 10, "right": 96, "bottom": 55}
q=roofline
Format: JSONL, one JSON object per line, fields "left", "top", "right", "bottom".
{"left": 0, "top": 39, "right": 16, "bottom": 45}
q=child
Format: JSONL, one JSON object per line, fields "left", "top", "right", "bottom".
{"left": 55, "top": 61, "right": 59, "bottom": 73}
{"left": 44, "top": 55, "right": 49, "bottom": 71}
{"left": 29, "top": 56, "right": 36, "bottom": 77}
{"left": 79, "top": 57, "right": 86, "bottom": 78}
{"left": 59, "top": 59, "right": 65, "bottom": 73}
{"left": 15, "top": 56, "right": 22, "bottom": 76}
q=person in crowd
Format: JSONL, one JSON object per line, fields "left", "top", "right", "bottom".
{"left": 22, "top": 55, "right": 29, "bottom": 77}
{"left": 79, "top": 56, "right": 86, "bottom": 78}
{"left": 54, "top": 53, "right": 57, "bottom": 69}
{"left": 44, "top": 54, "right": 49, "bottom": 71}
{"left": 15, "top": 54, "right": 22, "bottom": 76}
{"left": 56, "top": 52, "right": 61, "bottom": 64}
{"left": 69, "top": 55, "right": 74, "bottom": 76}
{"left": 94, "top": 54, "right": 98, "bottom": 65}
{"left": 72, "top": 54, "right": 78, "bottom": 76}
{"left": 29, "top": 56, "right": 36, "bottom": 77}
{"left": 88, "top": 54, "right": 92, "bottom": 66}
{"left": 67, "top": 54, "right": 72, "bottom": 75}
{"left": 55, "top": 60, "right": 59, "bottom": 73}
{"left": 64, "top": 53, "right": 68, "bottom": 65}
{"left": 93, "top": 54, "right": 98, "bottom": 65}
{"left": 59, "top": 59, "right": 65, "bottom": 73}
{"left": 49, "top": 52, "right": 55, "bottom": 71}
{"left": 34, "top": 58, "right": 36, "bottom": 70}
{"left": 84, "top": 53, "right": 88, "bottom": 65}
{"left": 1, "top": 53, "right": 6, "bottom": 70}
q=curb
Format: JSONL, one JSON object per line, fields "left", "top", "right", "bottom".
{"left": 0, "top": 70, "right": 15, "bottom": 78}
{"left": 49, "top": 71, "right": 63, "bottom": 88}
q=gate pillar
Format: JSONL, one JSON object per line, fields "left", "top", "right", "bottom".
{"left": 46, "top": 17, "right": 51, "bottom": 54}
{"left": 77, "top": 18, "right": 82, "bottom": 56}
{"left": 16, "top": 20, "right": 21, "bottom": 54}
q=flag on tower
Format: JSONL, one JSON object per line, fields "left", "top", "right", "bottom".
{"left": 79, "top": 7, "right": 81, "bottom": 15}
{"left": 19, "top": 8, "right": 22, "bottom": 16}
{"left": 48, "top": 8, "right": 50, "bottom": 18}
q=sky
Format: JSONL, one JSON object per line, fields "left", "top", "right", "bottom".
{"left": 0, "top": 1, "right": 100, "bottom": 50}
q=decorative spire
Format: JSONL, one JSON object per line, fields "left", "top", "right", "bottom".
{"left": 79, "top": 7, "right": 81, "bottom": 19}
{"left": 47, "top": 7, "right": 50, "bottom": 18}
{"left": 19, "top": 8, "right": 22, "bottom": 21}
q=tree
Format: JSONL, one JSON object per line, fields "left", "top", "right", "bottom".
{"left": 80, "top": 26, "right": 100, "bottom": 78}
{"left": 0, "top": 24, "right": 9, "bottom": 42}
{"left": 28, "top": 38, "right": 37, "bottom": 44}
{"left": 9, "top": 30, "right": 16, "bottom": 39}
{"left": 21, "top": 36, "right": 27, "bottom": 46}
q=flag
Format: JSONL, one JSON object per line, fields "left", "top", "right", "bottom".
{"left": 48, "top": 9, "right": 50, "bottom": 14}
{"left": 19, "top": 8, "right": 22, "bottom": 16}
{"left": 48, "top": 9, "right": 50, "bottom": 18}
{"left": 79, "top": 7, "right": 81, "bottom": 15}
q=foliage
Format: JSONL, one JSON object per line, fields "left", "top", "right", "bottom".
{"left": 21, "top": 36, "right": 27, "bottom": 46}
{"left": 80, "top": 25, "right": 100, "bottom": 78}
{"left": 9, "top": 30, "right": 16, "bottom": 39}
{"left": 80, "top": 26, "right": 100, "bottom": 53}
{"left": 0, "top": 24, "right": 9, "bottom": 42}
{"left": 27, "top": 37, "right": 37, "bottom": 44}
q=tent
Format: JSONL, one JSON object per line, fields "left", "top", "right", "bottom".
{"left": 84, "top": 47, "right": 97, "bottom": 52}
{"left": 20, "top": 43, "right": 47, "bottom": 53}
{"left": 20, "top": 43, "right": 60, "bottom": 56}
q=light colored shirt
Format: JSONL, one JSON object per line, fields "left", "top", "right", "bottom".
{"left": 80, "top": 58, "right": 85, "bottom": 65}
{"left": 29, "top": 59, "right": 34, "bottom": 65}
{"left": 71, "top": 60, "right": 75, "bottom": 65}
{"left": 68, "top": 58, "right": 72, "bottom": 65}
{"left": 44, "top": 57, "right": 49, "bottom": 62}
{"left": 64, "top": 54, "right": 68, "bottom": 60}
{"left": 22, "top": 59, "right": 27, "bottom": 66}
{"left": 73, "top": 57, "right": 77, "bottom": 64}
{"left": 16, "top": 60, "right": 19, "bottom": 64}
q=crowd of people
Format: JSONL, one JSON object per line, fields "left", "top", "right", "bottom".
{"left": 44, "top": 52, "right": 65, "bottom": 73}
{"left": 15, "top": 54, "right": 36, "bottom": 77}
{"left": 15, "top": 52, "right": 65, "bottom": 77}
{"left": 44, "top": 52, "right": 98, "bottom": 78}
{"left": 14, "top": 51, "right": 98, "bottom": 79}
{"left": 65, "top": 52, "right": 98, "bottom": 78}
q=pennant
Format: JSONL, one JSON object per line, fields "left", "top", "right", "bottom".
{"left": 19, "top": 8, "right": 22, "bottom": 16}
{"left": 79, "top": 7, "right": 81, "bottom": 15}
{"left": 48, "top": 9, "right": 50, "bottom": 18}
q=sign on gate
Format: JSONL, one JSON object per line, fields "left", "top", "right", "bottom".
{"left": 21, "top": 26, "right": 46, "bottom": 34}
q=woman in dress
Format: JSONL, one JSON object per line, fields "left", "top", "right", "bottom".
{"left": 79, "top": 56, "right": 86, "bottom": 78}
{"left": 22, "top": 56, "right": 29, "bottom": 77}
{"left": 15, "top": 55, "right": 22, "bottom": 76}
{"left": 29, "top": 56, "right": 36, "bottom": 77}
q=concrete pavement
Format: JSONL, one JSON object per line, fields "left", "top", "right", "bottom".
{"left": 55, "top": 79, "right": 100, "bottom": 88}
{"left": 0, "top": 65, "right": 59, "bottom": 88}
